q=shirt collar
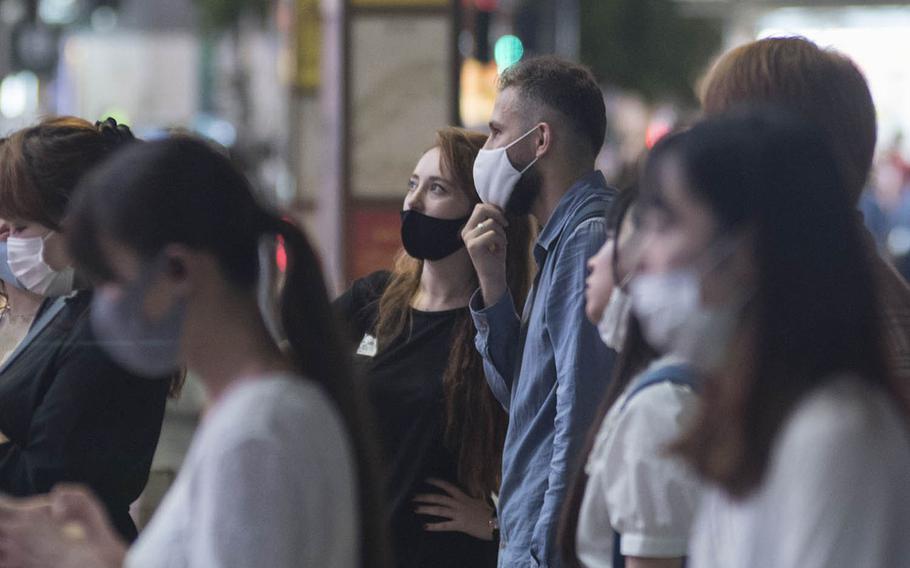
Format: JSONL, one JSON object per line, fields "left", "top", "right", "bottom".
{"left": 534, "top": 170, "right": 608, "bottom": 264}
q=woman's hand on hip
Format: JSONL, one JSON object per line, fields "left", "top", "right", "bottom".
{"left": 413, "top": 478, "right": 495, "bottom": 541}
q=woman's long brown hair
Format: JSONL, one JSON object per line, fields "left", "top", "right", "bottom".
{"left": 374, "top": 127, "right": 535, "bottom": 498}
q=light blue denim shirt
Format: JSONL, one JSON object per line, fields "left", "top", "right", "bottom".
{"left": 471, "top": 171, "right": 617, "bottom": 567}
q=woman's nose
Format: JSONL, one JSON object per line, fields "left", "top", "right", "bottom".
{"left": 404, "top": 186, "right": 425, "bottom": 212}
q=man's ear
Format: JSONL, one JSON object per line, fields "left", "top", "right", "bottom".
{"left": 535, "top": 122, "right": 553, "bottom": 159}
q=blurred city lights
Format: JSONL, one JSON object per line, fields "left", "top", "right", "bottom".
{"left": 38, "top": 0, "right": 79, "bottom": 25}
{"left": 889, "top": 226, "right": 910, "bottom": 258}
{"left": 194, "top": 114, "right": 238, "bottom": 148}
{"left": 0, "top": 0, "right": 26, "bottom": 25}
{"left": 0, "top": 71, "right": 39, "bottom": 119}
{"left": 91, "top": 5, "right": 117, "bottom": 32}
{"left": 493, "top": 34, "right": 523, "bottom": 74}
{"left": 459, "top": 57, "right": 498, "bottom": 127}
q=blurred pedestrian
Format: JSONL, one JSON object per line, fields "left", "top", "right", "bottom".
{"left": 641, "top": 108, "right": 910, "bottom": 567}
{"left": 0, "top": 136, "right": 390, "bottom": 568}
{"left": 0, "top": 118, "right": 171, "bottom": 540}
{"left": 701, "top": 36, "right": 910, "bottom": 383}
{"left": 335, "top": 127, "right": 534, "bottom": 567}
{"left": 462, "top": 56, "right": 616, "bottom": 567}
{"left": 558, "top": 187, "right": 701, "bottom": 568}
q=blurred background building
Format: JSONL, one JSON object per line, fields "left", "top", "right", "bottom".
{"left": 4, "top": 0, "right": 910, "bottom": 288}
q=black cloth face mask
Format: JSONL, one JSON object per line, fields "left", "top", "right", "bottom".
{"left": 400, "top": 210, "right": 470, "bottom": 261}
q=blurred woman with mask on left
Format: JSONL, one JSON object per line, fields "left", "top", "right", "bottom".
{"left": 0, "top": 118, "right": 172, "bottom": 541}
{"left": 0, "top": 138, "right": 44, "bottom": 367}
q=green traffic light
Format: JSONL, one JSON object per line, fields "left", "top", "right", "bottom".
{"left": 494, "top": 35, "right": 524, "bottom": 74}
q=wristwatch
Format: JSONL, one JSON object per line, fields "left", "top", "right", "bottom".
{"left": 489, "top": 514, "right": 500, "bottom": 541}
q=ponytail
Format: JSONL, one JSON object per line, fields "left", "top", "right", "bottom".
{"left": 270, "top": 216, "right": 391, "bottom": 568}
{"left": 66, "top": 136, "right": 391, "bottom": 566}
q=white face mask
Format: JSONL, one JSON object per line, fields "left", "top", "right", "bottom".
{"left": 473, "top": 125, "right": 541, "bottom": 208}
{"left": 7, "top": 233, "right": 75, "bottom": 297}
{"left": 597, "top": 287, "right": 631, "bottom": 350}
{"left": 629, "top": 268, "right": 700, "bottom": 354}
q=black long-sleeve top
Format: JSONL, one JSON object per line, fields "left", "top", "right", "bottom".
{"left": 336, "top": 271, "right": 498, "bottom": 568}
{"left": 0, "top": 291, "right": 170, "bottom": 541}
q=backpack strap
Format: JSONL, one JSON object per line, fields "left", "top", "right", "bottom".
{"left": 619, "top": 363, "right": 699, "bottom": 412}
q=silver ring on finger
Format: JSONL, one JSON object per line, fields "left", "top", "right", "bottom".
{"left": 476, "top": 221, "right": 486, "bottom": 232}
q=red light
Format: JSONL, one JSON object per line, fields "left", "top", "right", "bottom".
{"left": 645, "top": 122, "right": 672, "bottom": 149}
{"left": 276, "top": 235, "right": 287, "bottom": 273}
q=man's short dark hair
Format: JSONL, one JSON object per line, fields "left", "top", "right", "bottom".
{"left": 499, "top": 56, "right": 606, "bottom": 157}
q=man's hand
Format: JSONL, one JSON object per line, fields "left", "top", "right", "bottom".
{"left": 462, "top": 204, "right": 510, "bottom": 307}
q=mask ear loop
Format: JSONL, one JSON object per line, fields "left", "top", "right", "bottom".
{"left": 505, "top": 124, "right": 543, "bottom": 174}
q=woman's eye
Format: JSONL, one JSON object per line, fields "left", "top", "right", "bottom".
{"left": 407, "top": 179, "right": 418, "bottom": 192}
{"left": 431, "top": 183, "right": 447, "bottom": 194}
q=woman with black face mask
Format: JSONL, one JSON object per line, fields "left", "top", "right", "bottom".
{"left": 334, "top": 127, "right": 535, "bottom": 568}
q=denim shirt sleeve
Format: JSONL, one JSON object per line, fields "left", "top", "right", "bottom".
{"left": 532, "top": 218, "right": 615, "bottom": 566}
{"left": 470, "top": 288, "right": 521, "bottom": 411}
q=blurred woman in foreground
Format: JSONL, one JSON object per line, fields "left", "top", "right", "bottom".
{"left": 637, "top": 108, "right": 910, "bottom": 567}
{"left": 0, "top": 136, "right": 389, "bottom": 568}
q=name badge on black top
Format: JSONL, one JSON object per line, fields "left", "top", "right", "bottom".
{"left": 357, "top": 334, "right": 378, "bottom": 357}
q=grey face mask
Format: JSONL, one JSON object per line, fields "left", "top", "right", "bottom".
{"left": 90, "top": 257, "right": 186, "bottom": 378}
{"left": 0, "top": 242, "right": 25, "bottom": 290}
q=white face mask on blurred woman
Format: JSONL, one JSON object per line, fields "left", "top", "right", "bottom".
{"left": 597, "top": 287, "right": 631, "bottom": 350}
{"left": 631, "top": 236, "right": 751, "bottom": 369}
{"left": 586, "top": 234, "right": 635, "bottom": 351}
{"left": 629, "top": 267, "right": 700, "bottom": 354}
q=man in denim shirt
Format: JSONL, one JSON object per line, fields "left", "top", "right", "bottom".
{"left": 462, "top": 57, "right": 616, "bottom": 567}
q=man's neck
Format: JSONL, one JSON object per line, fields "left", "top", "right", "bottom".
{"left": 532, "top": 164, "right": 596, "bottom": 227}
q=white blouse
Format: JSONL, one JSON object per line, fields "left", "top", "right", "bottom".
{"left": 576, "top": 357, "right": 702, "bottom": 567}
{"left": 689, "top": 376, "right": 910, "bottom": 568}
{"left": 126, "top": 374, "right": 359, "bottom": 568}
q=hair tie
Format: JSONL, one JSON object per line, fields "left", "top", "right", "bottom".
{"left": 95, "top": 117, "right": 135, "bottom": 147}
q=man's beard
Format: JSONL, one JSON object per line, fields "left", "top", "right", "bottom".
{"left": 505, "top": 166, "right": 542, "bottom": 216}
